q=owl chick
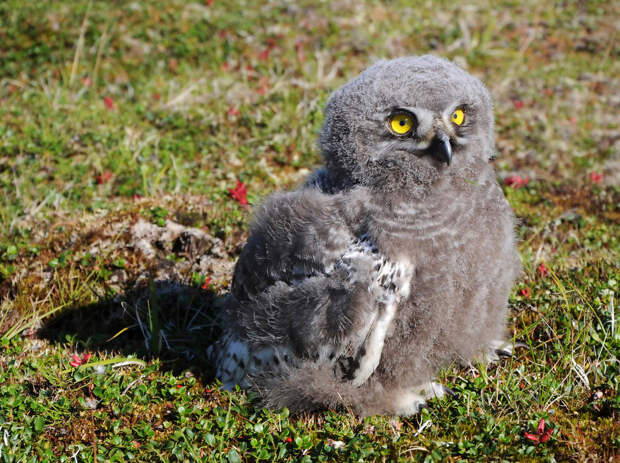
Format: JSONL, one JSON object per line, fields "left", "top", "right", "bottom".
{"left": 210, "top": 55, "right": 521, "bottom": 416}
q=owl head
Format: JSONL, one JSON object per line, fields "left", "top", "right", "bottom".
{"left": 319, "top": 55, "right": 495, "bottom": 193}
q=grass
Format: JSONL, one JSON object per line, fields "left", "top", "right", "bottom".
{"left": 0, "top": 0, "right": 618, "bottom": 461}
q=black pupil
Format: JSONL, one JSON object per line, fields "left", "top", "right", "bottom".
{"left": 399, "top": 119, "right": 406, "bottom": 126}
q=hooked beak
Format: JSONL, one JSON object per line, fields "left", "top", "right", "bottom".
{"left": 430, "top": 132, "right": 452, "bottom": 165}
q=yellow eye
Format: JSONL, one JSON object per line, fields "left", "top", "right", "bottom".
{"left": 451, "top": 109, "right": 465, "bottom": 126}
{"left": 389, "top": 113, "right": 414, "bottom": 135}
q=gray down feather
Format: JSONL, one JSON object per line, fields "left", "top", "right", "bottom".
{"left": 211, "top": 55, "right": 521, "bottom": 416}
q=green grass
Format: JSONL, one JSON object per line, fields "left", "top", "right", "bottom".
{"left": 0, "top": 0, "right": 618, "bottom": 461}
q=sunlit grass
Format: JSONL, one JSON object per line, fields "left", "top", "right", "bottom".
{"left": 0, "top": 0, "right": 617, "bottom": 461}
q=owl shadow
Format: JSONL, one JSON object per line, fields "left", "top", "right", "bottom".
{"left": 39, "top": 279, "right": 223, "bottom": 382}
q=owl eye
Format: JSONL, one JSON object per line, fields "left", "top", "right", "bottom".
{"left": 451, "top": 109, "right": 465, "bottom": 126}
{"left": 389, "top": 113, "right": 415, "bottom": 135}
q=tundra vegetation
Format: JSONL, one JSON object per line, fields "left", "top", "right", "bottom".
{"left": 0, "top": 0, "right": 617, "bottom": 461}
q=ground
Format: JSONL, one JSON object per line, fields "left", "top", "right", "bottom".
{"left": 0, "top": 0, "right": 618, "bottom": 461}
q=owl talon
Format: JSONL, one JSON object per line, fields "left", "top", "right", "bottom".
{"left": 488, "top": 340, "right": 526, "bottom": 362}
{"left": 415, "top": 400, "right": 428, "bottom": 413}
{"left": 495, "top": 347, "right": 512, "bottom": 357}
{"left": 392, "top": 381, "right": 450, "bottom": 415}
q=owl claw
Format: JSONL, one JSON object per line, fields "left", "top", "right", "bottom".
{"left": 487, "top": 340, "right": 527, "bottom": 362}
{"left": 415, "top": 400, "right": 428, "bottom": 413}
{"left": 495, "top": 347, "right": 513, "bottom": 357}
{"left": 393, "top": 381, "right": 451, "bottom": 415}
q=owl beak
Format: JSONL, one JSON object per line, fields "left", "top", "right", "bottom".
{"left": 431, "top": 133, "right": 452, "bottom": 165}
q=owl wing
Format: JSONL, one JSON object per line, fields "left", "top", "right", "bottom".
{"left": 215, "top": 189, "right": 412, "bottom": 389}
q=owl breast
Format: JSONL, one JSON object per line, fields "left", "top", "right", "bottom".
{"left": 366, "top": 174, "right": 520, "bottom": 384}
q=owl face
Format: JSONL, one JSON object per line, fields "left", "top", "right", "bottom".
{"left": 319, "top": 55, "right": 495, "bottom": 192}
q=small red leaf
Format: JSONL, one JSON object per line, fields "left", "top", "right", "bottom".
{"left": 520, "top": 287, "right": 531, "bottom": 298}
{"left": 505, "top": 175, "right": 530, "bottom": 189}
{"left": 541, "top": 428, "right": 554, "bottom": 443}
{"left": 589, "top": 172, "right": 603, "bottom": 184}
{"left": 94, "top": 170, "right": 114, "bottom": 185}
{"left": 538, "top": 263, "right": 548, "bottom": 277}
{"left": 103, "top": 97, "right": 116, "bottom": 110}
{"left": 229, "top": 180, "right": 248, "bottom": 206}
{"left": 258, "top": 48, "right": 270, "bottom": 61}
{"left": 513, "top": 99, "right": 525, "bottom": 109}
{"left": 227, "top": 107, "right": 240, "bottom": 117}
{"left": 201, "top": 277, "right": 212, "bottom": 290}
{"left": 537, "top": 418, "right": 545, "bottom": 435}
{"left": 524, "top": 432, "right": 540, "bottom": 443}
{"left": 285, "top": 437, "right": 292, "bottom": 443}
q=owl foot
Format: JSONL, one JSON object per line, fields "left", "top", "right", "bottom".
{"left": 392, "top": 382, "right": 453, "bottom": 416}
{"left": 483, "top": 339, "right": 526, "bottom": 363}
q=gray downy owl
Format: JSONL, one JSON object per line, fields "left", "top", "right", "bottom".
{"left": 209, "top": 55, "right": 522, "bottom": 416}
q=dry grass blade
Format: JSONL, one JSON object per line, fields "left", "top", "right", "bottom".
{"left": 69, "top": 0, "right": 92, "bottom": 87}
